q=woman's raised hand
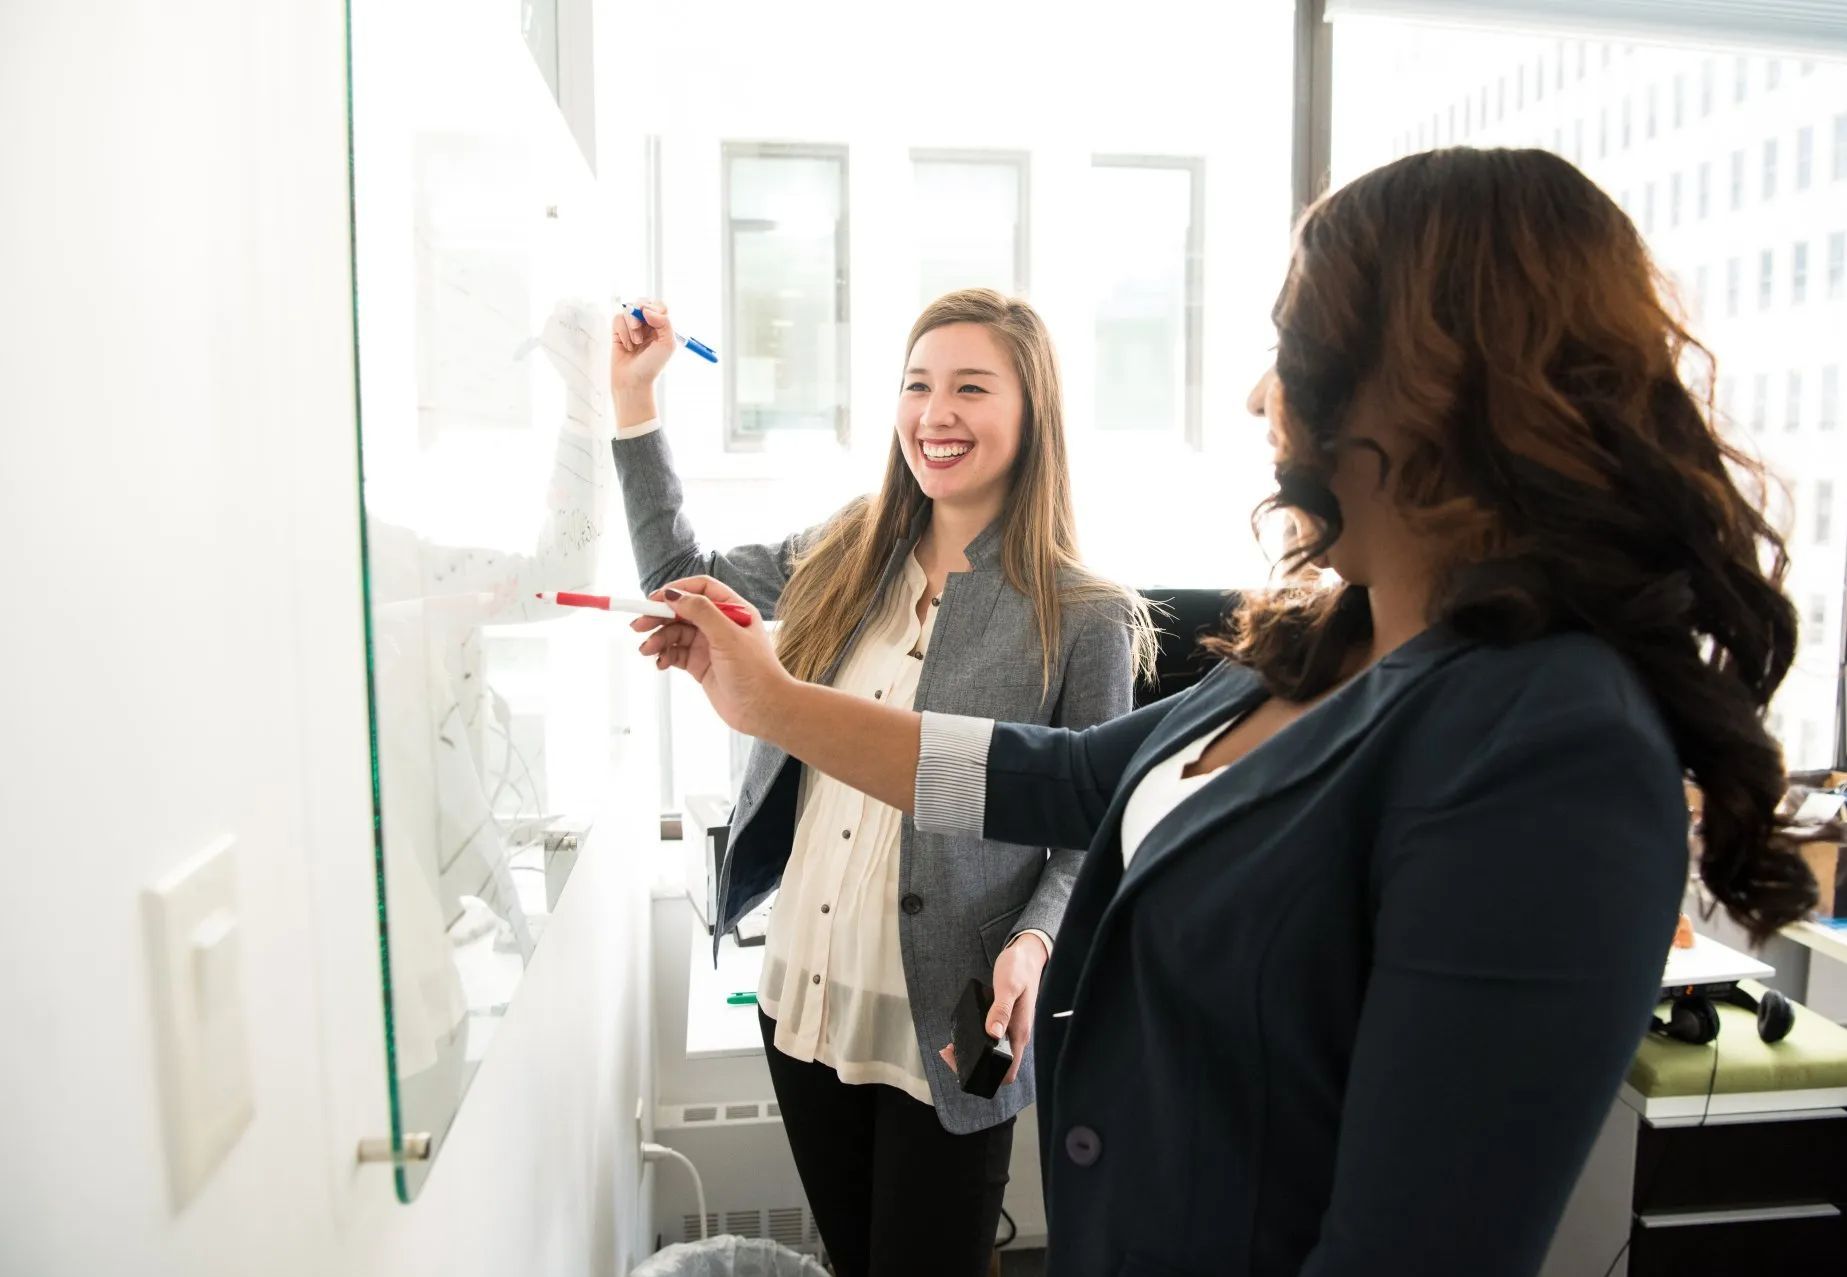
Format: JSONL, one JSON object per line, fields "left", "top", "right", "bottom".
{"left": 633, "top": 576, "right": 792, "bottom": 739}
{"left": 610, "top": 297, "right": 675, "bottom": 401}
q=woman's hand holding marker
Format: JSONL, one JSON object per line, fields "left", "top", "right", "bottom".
{"left": 632, "top": 576, "right": 788, "bottom": 739}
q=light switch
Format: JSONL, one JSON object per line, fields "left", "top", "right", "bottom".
{"left": 143, "top": 836, "right": 253, "bottom": 1210}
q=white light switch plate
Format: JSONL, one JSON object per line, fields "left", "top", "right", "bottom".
{"left": 143, "top": 835, "right": 253, "bottom": 1210}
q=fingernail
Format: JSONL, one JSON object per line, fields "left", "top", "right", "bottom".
{"left": 990, "top": 1022, "right": 1004, "bottom": 1036}
{"left": 663, "top": 588, "right": 683, "bottom": 601}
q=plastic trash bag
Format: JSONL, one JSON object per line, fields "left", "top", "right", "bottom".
{"left": 630, "top": 1236, "right": 831, "bottom": 1277}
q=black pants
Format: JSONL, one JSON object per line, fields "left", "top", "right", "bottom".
{"left": 759, "top": 1011, "right": 1014, "bottom": 1277}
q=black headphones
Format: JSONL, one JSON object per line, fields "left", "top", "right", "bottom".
{"left": 1650, "top": 986, "right": 1794, "bottom": 1045}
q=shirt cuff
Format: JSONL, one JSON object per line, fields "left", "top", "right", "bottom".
{"left": 613, "top": 416, "right": 662, "bottom": 441}
{"left": 1008, "top": 928, "right": 1054, "bottom": 960}
{"left": 915, "top": 712, "right": 993, "bottom": 836}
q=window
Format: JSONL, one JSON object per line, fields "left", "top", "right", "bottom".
{"left": 911, "top": 151, "right": 1029, "bottom": 306}
{"left": 1330, "top": 22, "right": 1847, "bottom": 772}
{"left": 1577, "top": 41, "right": 1587, "bottom": 81}
{"left": 1767, "top": 59, "right": 1782, "bottom": 91}
{"left": 1089, "top": 157, "right": 1203, "bottom": 444}
{"left": 1573, "top": 119, "right": 1584, "bottom": 163}
{"left": 1808, "top": 596, "right": 1826, "bottom": 648}
{"left": 1536, "top": 55, "right": 1546, "bottom": 102}
{"left": 1497, "top": 77, "right": 1506, "bottom": 121}
{"left": 1464, "top": 96, "right": 1473, "bottom": 137}
{"left": 723, "top": 144, "right": 850, "bottom": 446}
{"left": 1819, "top": 482, "right": 1835, "bottom": 544}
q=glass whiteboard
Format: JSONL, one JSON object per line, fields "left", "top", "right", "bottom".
{"left": 348, "top": 0, "right": 624, "bottom": 1200}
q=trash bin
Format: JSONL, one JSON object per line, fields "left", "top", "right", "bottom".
{"left": 629, "top": 1236, "right": 831, "bottom": 1277}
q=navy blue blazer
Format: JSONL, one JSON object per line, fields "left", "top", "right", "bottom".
{"left": 979, "top": 628, "right": 1687, "bottom": 1276}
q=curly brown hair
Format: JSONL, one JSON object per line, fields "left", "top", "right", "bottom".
{"left": 1213, "top": 147, "right": 1815, "bottom": 940}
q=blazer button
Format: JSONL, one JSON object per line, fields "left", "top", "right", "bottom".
{"left": 1064, "top": 1126, "right": 1102, "bottom": 1167}
{"left": 901, "top": 893, "right": 924, "bottom": 915}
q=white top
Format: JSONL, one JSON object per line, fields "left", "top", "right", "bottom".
{"left": 757, "top": 553, "right": 942, "bottom": 1102}
{"left": 1118, "top": 719, "right": 1241, "bottom": 868}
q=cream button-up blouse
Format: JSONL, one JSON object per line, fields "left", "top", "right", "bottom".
{"left": 757, "top": 553, "right": 942, "bottom": 1101}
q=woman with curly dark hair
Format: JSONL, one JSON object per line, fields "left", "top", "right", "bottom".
{"left": 632, "top": 148, "right": 1817, "bottom": 1276}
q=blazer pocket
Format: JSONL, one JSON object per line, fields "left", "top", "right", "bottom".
{"left": 977, "top": 901, "right": 1030, "bottom": 970}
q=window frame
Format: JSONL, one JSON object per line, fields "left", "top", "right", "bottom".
{"left": 1091, "top": 152, "right": 1208, "bottom": 449}
{"left": 908, "top": 147, "right": 1033, "bottom": 300}
{"left": 719, "top": 140, "right": 852, "bottom": 451}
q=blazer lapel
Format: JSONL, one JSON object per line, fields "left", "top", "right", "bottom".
{"left": 1112, "top": 627, "right": 1475, "bottom": 902}
{"left": 1038, "top": 664, "right": 1267, "bottom": 1010}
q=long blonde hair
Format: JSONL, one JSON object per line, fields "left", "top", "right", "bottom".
{"left": 774, "top": 289, "right": 1155, "bottom": 695}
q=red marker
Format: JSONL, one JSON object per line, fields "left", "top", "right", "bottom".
{"left": 535, "top": 590, "right": 754, "bottom": 627}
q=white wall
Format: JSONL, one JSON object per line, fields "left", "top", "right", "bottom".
{"left": 0, "top": 3, "right": 654, "bottom": 1274}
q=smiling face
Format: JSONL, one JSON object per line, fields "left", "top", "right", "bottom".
{"left": 895, "top": 322, "right": 1025, "bottom": 514}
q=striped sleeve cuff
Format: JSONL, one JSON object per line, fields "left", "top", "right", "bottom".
{"left": 915, "top": 711, "right": 994, "bottom": 836}
{"left": 613, "top": 416, "right": 662, "bottom": 441}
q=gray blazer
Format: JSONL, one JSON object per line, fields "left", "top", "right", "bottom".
{"left": 613, "top": 428, "right": 1134, "bottom": 1133}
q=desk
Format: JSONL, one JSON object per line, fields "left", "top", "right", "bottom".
{"left": 685, "top": 929, "right": 769, "bottom": 1059}
{"left": 1787, "top": 917, "right": 1847, "bottom": 968}
{"left": 1542, "top": 958, "right": 1847, "bottom": 1276}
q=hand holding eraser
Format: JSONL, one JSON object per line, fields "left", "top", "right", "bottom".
{"left": 953, "top": 978, "right": 1014, "bottom": 1099}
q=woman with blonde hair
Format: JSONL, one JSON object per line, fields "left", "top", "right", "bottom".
{"left": 609, "top": 289, "right": 1151, "bottom": 1277}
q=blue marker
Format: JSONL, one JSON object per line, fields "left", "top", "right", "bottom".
{"left": 622, "top": 301, "right": 717, "bottom": 364}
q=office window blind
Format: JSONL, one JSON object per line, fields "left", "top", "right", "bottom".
{"left": 1324, "top": 2, "right": 1847, "bottom": 56}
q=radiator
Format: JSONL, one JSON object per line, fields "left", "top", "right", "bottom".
{"left": 652, "top": 1098, "right": 821, "bottom": 1254}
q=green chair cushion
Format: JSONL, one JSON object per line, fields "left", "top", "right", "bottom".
{"left": 1628, "top": 983, "right": 1847, "bottom": 1097}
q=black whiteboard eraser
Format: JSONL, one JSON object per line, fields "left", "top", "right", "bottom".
{"left": 953, "top": 978, "right": 1013, "bottom": 1099}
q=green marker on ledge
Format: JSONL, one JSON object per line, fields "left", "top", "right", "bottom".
{"left": 726, "top": 991, "right": 758, "bottom": 1006}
